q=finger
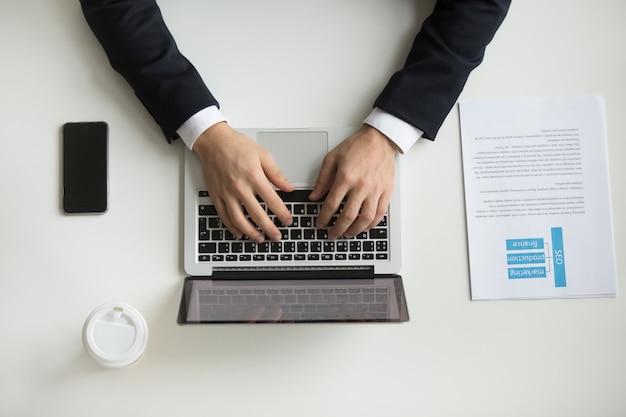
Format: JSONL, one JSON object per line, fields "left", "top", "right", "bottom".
{"left": 258, "top": 185, "right": 293, "bottom": 228}
{"left": 327, "top": 190, "right": 365, "bottom": 240}
{"left": 262, "top": 153, "right": 295, "bottom": 193}
{"left": 224, "top": 198, "right": 265, "bottom": 243}
{"left": 211, "top": 197, "right": 243, "bottom": 240}
{"left": 309, "top": 153, "right": 337, "bottom": 201}
{"left": 240, "top": 193, "right": 282, "bottom": 242}
{"left": 366, "top": 190, "right": 392, "bottom": 231}
{"left": 258, "top": 151, "right": 293, "bottom": 228}
{"left": 342, "top": 196, "right": 379, "bottom": 239}
{"left": 316, "top": 181, "right": 349, "bottom": 230}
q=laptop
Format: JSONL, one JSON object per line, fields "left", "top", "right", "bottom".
{"left": 178, "top": 127, "right": 409, "bottom": 323}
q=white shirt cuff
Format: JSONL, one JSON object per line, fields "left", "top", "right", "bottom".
{"left": 176, "top": 105, "right": 227, "bottom": 149}
{"left": 364, "top": 107, "right": 423, "bottom": 154}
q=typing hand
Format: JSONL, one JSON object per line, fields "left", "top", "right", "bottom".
{"left": 310, "top": 125, "right": 398, "bottom": 239}
{"left": 192, "top": 122, "right": 294, "bottom": 243}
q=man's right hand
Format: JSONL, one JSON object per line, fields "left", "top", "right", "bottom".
{"left": 192, "top": 122, "right": 294, "bottom": 243}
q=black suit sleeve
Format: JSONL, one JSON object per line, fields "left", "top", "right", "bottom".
{"left": 80, "top": 0, "right": 218, "bottom": 141}
{"left": 375, "top": 0, "right": 511, "bottom": 140}
{"left": 80, "top": 0, "right": 509, "bottom": 143}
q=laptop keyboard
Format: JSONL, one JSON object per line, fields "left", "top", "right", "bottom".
{"left": 197, "top": 285, "right": 390, "bottom": 322}
{"left": 197, "top": 189, "right": 390, "bottom": 263}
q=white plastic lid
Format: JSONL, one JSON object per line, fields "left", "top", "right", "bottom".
{"left": 82, "top": 303, "right": 149, "bottom": 368}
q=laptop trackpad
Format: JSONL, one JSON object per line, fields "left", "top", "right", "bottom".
{"left": 257, "top": 131, "right": 329, "bottom": 186}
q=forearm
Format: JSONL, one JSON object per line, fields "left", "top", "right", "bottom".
{"left": 375, "top": 0, "right": 511, "bottom": 140}
{"left": 80, "top": 0, "right": 218, "bottom": 140}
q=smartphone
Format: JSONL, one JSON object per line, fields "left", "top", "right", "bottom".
{"left": 62, "top": 121, "right": 108, "bottom": 214}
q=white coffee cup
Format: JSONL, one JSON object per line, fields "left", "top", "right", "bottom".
{"left": 83, "top": 303, "right": 149, "bottom": 368}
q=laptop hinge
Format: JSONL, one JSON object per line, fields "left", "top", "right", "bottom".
{"left": 211, "top": 266, "right": 375, "bottom": 279}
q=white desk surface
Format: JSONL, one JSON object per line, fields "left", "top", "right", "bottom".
{"left": 1, "top": 1, "right": 624, "bottom": 416}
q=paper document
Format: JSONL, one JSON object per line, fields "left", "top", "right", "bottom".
{"left": 459, "top": 95, "right": 617, "bottom": 300}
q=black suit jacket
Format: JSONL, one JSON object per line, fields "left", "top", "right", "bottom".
{"left": 80, "top": 0, "right": 510, "bottom": 141}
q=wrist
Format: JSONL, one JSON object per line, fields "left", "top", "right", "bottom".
{"left": 177, "top": 106, "right": 227, "bottom": 150}
{"left": 363, "top": 124, "right": 401, "bottom": 154}
{"left": 192, "top": 121, "right": 230, "bottom": 156}
{"left": 363, "top": 108, "right": 422, "bottom": 153}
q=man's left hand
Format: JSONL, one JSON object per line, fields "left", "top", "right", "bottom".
{"left": 309, "top": 125, "right": 399, "bottom": 239}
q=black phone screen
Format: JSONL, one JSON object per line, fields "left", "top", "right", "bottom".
{"left": 62, "top": 122, "right": 108, "bottom": 214}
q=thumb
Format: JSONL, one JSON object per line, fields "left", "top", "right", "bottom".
{"left": 261, "top": 154, "right": 294, "bottom": 192}
{"left": 309, "top": 157, "right": 335, "bottom": 201}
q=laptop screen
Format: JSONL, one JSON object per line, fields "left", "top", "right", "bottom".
{"left": 178, "top": 275, "right": 409, "bottom": 324}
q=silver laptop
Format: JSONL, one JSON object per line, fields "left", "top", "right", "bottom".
{"left": 178, "top": 127, "right": 409, "bottom": 323}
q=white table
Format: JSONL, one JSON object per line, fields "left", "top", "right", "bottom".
{"left": 1, "top": 1, "right": 624, "bottom": 415}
